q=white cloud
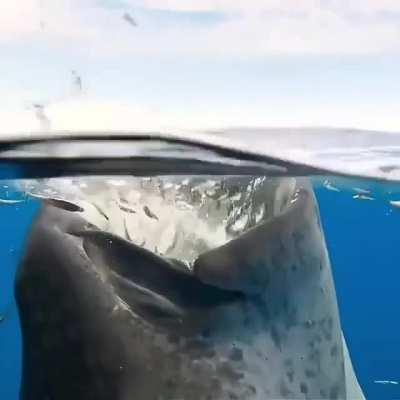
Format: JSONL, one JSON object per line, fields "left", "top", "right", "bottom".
{"left": 1, "top": 1, "right": 399, "bottom": 135}
{"left": 136, "top": 0, "right": 400, "bottom": 14}
{"left": 0, "top": 0, "right": 400, "bottom": 55}
{"left": 134, "top": 0, "right": 307, "bottom": 13}
{"left": 0, "top": 2, "right": 41, "bottom": 39}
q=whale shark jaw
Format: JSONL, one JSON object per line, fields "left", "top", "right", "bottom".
{"left": 15, "top": 176, "right": 359, "bottom": 400}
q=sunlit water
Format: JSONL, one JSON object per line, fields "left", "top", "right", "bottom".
{"left": 0, "top": 173, "right": 399, "bottom": 399}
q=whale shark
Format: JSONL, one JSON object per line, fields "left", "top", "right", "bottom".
{"left": 15, "top": 176, "right": 364, "bottom": 399}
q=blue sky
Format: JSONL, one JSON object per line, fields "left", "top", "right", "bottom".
{"left": 0, "top": 0, "right": 400, "bottom": 133}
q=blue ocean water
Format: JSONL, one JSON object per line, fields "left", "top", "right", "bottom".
{"left": 0, "top": 199, "right": 40, "bottom": 400}
{"left": 0, "top": 179, "right": 398, "bottom": 399}
{"left": 315, "top": 179, "right": 400, "bottom": 400}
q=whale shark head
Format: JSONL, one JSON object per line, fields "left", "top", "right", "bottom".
{"left": 15, "top": 176, "right": 350, "bottom": 400}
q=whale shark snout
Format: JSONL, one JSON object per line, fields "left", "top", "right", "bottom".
{"left": 15, "top": 177, "right": 361, "bottom": 399}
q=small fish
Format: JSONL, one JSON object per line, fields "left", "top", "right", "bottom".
{"left": 123, "top": 219, "right": 133, "bottom": 242}
{"left": 323, "top": 180, "right": 340, "bottom": 192}
{"left": 0, "top": 198, "right": 25, "bottom": 205}
{"left": 353, "top": 187, "right": 371, "bottom": 195}
{"left": 92, "top": 203, "right": 109, "bottom": 221}
{"left": 72, "top": 70, "right": 82, "bottom": 92}
{"left": 123, "top": 12, "right": 137, "bottom": 27}
{"left": 32, "top": 103, "right": 51, "bottom": 130}
{"left": 0, "top": 315, "right": 4, "bottom": 323}
{"left": 389, "top": 200, "right": 400, "bottom": 208}
{"left": 352, "top": 194, "right": 374, "bottom": 201}
{"left": 143, "top": 206, "right": 158, "bottom": 220}
{"left": 374, "top": 380, "right": 399, "bottom": 385}
{"left": 119, "top": 204, "right": 136, "bottom": 214}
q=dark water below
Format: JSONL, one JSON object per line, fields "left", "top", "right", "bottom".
{"left": 0, "top": 178, "right": 399, "bottom": 399}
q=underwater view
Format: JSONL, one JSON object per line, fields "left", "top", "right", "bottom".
{"left": 2, "top": 0, "right": 400, "bottom": 398}
{"left": 0, "top": 132, "right": 398, "bottom": 400}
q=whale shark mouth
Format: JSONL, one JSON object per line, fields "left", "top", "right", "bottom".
{"left": 14, "top": 174, "right": 363, "bottom": 400}
{"left": 19, "top": 175, "right": 297, "bottom": 265}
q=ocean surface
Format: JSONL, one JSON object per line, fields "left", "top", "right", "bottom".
{"left": 0, "top": 175, "right": 399, "bottom": 399}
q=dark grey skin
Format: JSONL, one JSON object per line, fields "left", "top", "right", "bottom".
{"left": 15, "top": 183, "right": 349, "bottom": 400}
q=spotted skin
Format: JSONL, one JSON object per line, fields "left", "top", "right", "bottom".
{"left": 16, "top": 178, "right": 351, "bottom": 399}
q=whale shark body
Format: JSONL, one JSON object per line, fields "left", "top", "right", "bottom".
{"left": 15, "top": 177, "right": 364, "bottom": 399}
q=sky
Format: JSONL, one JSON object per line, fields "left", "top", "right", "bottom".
{"left": 1, "top": 0, "right": 400, "bottom": 134}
